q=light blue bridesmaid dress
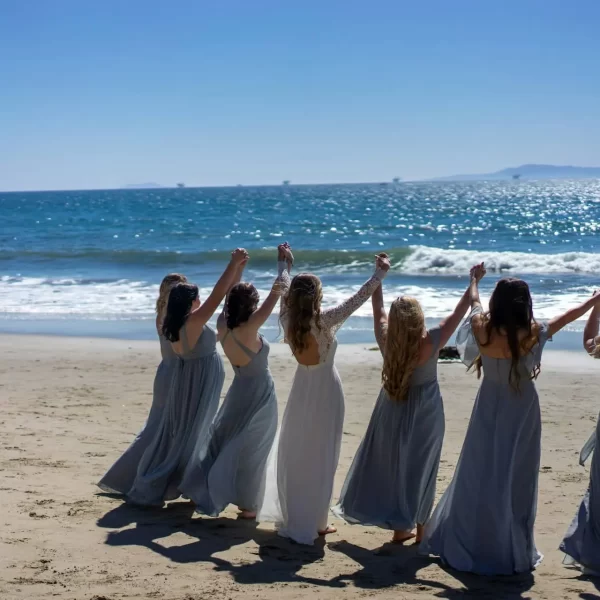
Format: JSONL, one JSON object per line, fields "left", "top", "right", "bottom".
{"left": 97, "top": 334, "right": 176, "bottom": 495}
{"left": 420, "top": 306, "right": 550, "bottom": 575}
{"left": 332, "top": 327, "right": 445, "bottom": 531}
{"left": 180, "top": 332, "right": 278, "bottom": 516}
{"left": 126, "top": 324, "right": 225, "bottom": 506}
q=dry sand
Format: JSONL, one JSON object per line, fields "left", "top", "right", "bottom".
{"left": 1, "top": 334, "right": 599, "bottom": 600}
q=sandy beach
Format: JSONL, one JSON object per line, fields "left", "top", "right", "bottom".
{"left": 1, "top": 333, "right": 599, "bottom": 600}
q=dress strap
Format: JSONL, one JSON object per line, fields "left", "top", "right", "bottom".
{"left": 228, "top": 329, "right": 257, "bottom": 359}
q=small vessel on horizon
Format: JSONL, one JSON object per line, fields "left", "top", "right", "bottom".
{"left": 512, "top": 174, "right": 521, "bottom": 180}
{"left": 177, "top": 182, "right": 185, "bottom": 188}
{"left": 282, "top": 180, "right": 290, "bottom": 186}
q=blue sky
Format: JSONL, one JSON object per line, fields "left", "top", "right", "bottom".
{"left": 1, "top": 0, "right": 599, "bottom": 191}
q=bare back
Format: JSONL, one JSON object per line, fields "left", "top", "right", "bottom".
{"left": 218, "top": 320, "right": 263, "bottom": 367}
{"left": 472, "top": 315, "right": 540, "bottom": 358}
{"left": 291, "top": 333, "right": 321, "bottom": 366}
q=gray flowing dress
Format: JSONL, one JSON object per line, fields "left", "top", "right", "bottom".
{"left": 126, "top": 324, "right": 225, "bottom": 506}
{"left": 332, "top": 327, "right": 445, "bottom": 530}
{"left": 180, "top": 332, "right": 278, "bottom": 516}
{"left": 419, "top": 306, "right": 550, "bottom": 575}
{"left": 97, "top": 334, "right": 176, "bottom": 495}
{"left": 560, "top": 412, "right": 600, "bottom": 571}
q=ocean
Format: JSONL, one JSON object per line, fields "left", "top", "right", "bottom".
{"left": 2, "top": 180, "right": 600, "bottom": 349}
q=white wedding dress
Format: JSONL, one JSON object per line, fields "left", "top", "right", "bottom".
{"left": 259, "top": 261, "right": 386, "bottom": 544}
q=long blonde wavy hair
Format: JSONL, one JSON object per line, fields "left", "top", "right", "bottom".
{"left": 280, "top": 273, "right": 323, "bottom": 355}
{"left": 382, "top": 296, "right": 426, "bottom": 401}
{"left": 156, "top": 273, "right": 188, "bottom": 321}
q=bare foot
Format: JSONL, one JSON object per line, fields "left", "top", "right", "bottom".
{"left": 318, "top": 525, "right": 337, "bottom": 536}
{"left": 238, "top": 508, "right": 256, "bottom": 519}
{"left": 415, "top": 524, "right": 424, "bottom": 544}
{"left": 392, "top": 529, "right": 416, "bottom": 544}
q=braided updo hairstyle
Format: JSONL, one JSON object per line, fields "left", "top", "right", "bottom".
{"left": 225, "top": 283, "right": 260, "bottom": 329}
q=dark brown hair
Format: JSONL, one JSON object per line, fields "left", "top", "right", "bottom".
{"left": 162, "top": 283, "right": 199, "bottom": 342}
{"left": 472, "top": 277, "right": 540, "bottom": 390}
{"left": 226, "top": 282, "right": 260, "bottom": 329}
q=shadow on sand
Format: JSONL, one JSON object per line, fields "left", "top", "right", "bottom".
{"left": 97, "top": 500, "right": 342, "bottom": 588}
{"left": 97, "top": 501, "right": 536, "bottom": 596}
{"left": 329, "top": 539, "right": 535, "bottom": 599}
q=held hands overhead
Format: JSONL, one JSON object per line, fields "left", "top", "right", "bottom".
{"left": 375, "top": 252, "right": 391, "bottom": 273}
{"left": 231, "top": 248, "right": 249, "bottom": 267}
{"left": 278, "top": 242, "right": 294, "bottom": 267}
{"left": 233, "top": 247, "right": 484, "bottom": 285}
{"left": 470, "top": 262, "right": 486, "bottom": 282}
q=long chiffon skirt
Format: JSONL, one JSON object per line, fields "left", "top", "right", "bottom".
{"left": 259, "top": 361, "right": 344, "bottom": 545}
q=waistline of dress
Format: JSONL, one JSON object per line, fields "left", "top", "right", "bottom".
{"left": 295, "top": 360, "right": 335, "bottom": 372}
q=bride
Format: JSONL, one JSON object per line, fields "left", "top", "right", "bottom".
{"left": 259, "top": 243, "right": 390, "bottom": 545}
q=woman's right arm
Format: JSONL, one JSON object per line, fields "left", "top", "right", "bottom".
{"left": 189, "top": 248, "right": 249, "bottom": 327}
{"left": 549, "top": 292, "right": 600, "bottom": 338}
{"left": 438, "top": 263, "right": 486, "bottom": 348}
{"left": 372, "top": 268, "right": 387, "bottom": 353}
{"left": 583, "top": 293, "right": 600, "bottom": 354}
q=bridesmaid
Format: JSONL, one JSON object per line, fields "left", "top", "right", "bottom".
{"left": 98, "top": 273, "right": 187, "bottom": 495}
{"left": 126, "top": 248, "right": 249, "bottom": 506}
{"left": 180, "top": 247, "right": 288, "bottom": 519}
{"left": 420, "top": 278, "right": 600, "bottom": 575}
{"left": 333, "top": 261, "right": 485, "bottom": 544}
{"left": 560, "top": 292, "right": 600, "bottom": 575}
{"left": 259, "top": 245, "right": 390, "bottom": 545}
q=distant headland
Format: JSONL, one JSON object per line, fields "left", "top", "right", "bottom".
{"left": 430, "top": 164, "right": 600, "bottom": 182}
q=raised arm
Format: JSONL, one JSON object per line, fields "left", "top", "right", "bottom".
{"left": 248, "top": 247, "right": 292, "bottom": 329}
{"left": 217, "top": 260, "right": 248, "bottom": 334}
{"left": 372, "top": 255, "right": 388, "bottom": 353}
{"left": 438, "top": 263, "right": 486, "bottom": 348}
{"left": 583, "top": 292, "right": 600, "bottom": 354}
{"left": 189, "top": 248, "right": 249, "bottom": 328}
{"left": 548, "top": 291, "right": 600, "bottom": 338}
{"left": 469, "top": 263, "right": 484, "bottom": 309}
{"left": 321, "top": 255, "right": 390, "bottom": 330}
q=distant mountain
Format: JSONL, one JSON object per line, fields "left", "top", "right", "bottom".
{"left": 123, "top": 182, "right": 164, "bottom": 189}
{"left": 431, "top": 164, "right": 600, "bottom": 182}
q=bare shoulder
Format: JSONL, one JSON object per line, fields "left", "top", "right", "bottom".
{"left": 471, "top": 312, "right": 488, "bottom": 344}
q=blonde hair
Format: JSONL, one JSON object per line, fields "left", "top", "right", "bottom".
{"left": 281, "top": 273, "right": 323, "bottom": 354}
{"left": 382, "top": 296, "right": 425, "bottom": 401}
{"left": 156, "top": 273, "right": 187, "bottom": 319}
